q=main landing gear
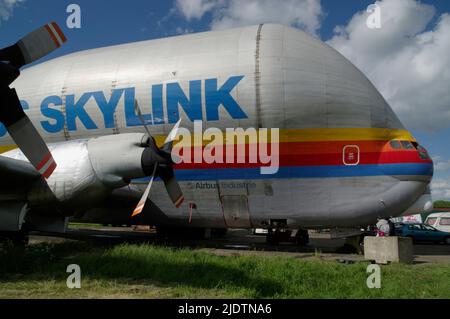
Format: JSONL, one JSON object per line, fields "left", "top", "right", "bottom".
{"left": 266, "top": 228, "right": 309, "bottom": 246}
{"left": 0, "top": 228, "right": 29, "bottom": 246}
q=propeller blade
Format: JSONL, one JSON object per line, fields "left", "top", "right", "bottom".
{"left": 0, "top": 87, "right": 56, "bottom": 178}
{"left": 163, "top": 118, "right": 181, "bottom": 148}
{"left": 161, "top": 118, "right": 181, "bottom": 163}
{"left": 133, "top": 99, "right": 184, "bottom": 209}
{"left": 0, "top": 22, "right": 67, "bottom": 179}
{"left": 134, "top": 100, "right": 159, "bottom": 153}
{"left": 132, "top": 164, "right": 157, "bottom": 217}
{"left": 0, "top": 22, "right": 67, "bottom": 68}
{"left": 0, "top": 62, "right": 20, "bottom": 87}
{"left": 158, "top": 166, "right": 184, "bottom": 208}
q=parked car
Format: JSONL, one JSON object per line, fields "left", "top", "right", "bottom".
{"left": 394, "top": 223, "right": 450, "bottom": 244}
{"left": 425, "top": 212, "right": 450, "bottom": 233}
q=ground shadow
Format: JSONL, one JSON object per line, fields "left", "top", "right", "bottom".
{"left": 0, "top": 241, "right": 284, "bottom": 298}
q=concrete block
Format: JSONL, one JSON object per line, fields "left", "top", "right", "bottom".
{"left": 364, "top": 236, "right": 413, "bottom": 264}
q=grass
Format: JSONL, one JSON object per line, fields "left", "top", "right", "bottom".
{"left": 0, "top": 241, "right": 449, "bottom": 299}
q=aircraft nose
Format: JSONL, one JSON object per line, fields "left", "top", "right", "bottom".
{"left": 416, "top": 143, "right": 433, "bottom": 181}
{"left": 383, "top": 141, "right": 434, "bottom": 182}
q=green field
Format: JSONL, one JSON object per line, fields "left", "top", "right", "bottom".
{"left": 0, "top": 241, "right": 449, "bottom": 298}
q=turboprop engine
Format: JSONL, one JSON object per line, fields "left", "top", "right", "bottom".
{"left": 2, "top": 131, "right": 183, "bottom": 217}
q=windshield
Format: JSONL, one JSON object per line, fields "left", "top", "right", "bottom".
{"left": 390, "top": 140, "right": 402, "bottom": 149}
{"left": 401, "top": 141, "right": 414, "bottom": 149}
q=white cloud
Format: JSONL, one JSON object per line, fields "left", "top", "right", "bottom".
{"left": 431, "top": 178, "right": 450, "bottom": 200}
{"left": 327, "top": 0, "right": 450, "bottom": 132}
{"left": 175, "top": 26, "right": 194, "bottom": 35}
{"left": 434, "top": 158, "right": 450, "bottom": 172}
{"left": 0, "top": 0, "right": 24, "bottom": 22}
{"left": 174, "top": 0, "right": 323, "bottom": 36}
{"left": 175, "top": 0, "right": 223, "bottom": 21}
{"left": 209, "top": 0, "right": 322, "bottom": 35}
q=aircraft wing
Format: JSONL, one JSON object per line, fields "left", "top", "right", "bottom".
{"left": 0, "top": 155, "right": 40, "bottom": 188}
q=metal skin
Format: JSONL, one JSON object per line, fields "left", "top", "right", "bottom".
{"left": 0, "top": 24, "right": 433, "bottom": 230}
{"left": 4, "top": 133, "right": 154, "bottom": 216}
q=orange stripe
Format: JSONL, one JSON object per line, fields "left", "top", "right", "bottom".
{"left": 132, "top": 208, "right": 143, "bottom": 217}
{"left": 51, "top": 22, "right": 67, "bottom": 43}
{"left": 132, "top": 202, "right": 146, "bottom": 217}
{"left": 45, "top": 24, "right": 60, "bottom": 48}
{"left": 175, "top": 195, "right": 184, "bottom": 208}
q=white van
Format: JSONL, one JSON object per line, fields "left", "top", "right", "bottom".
{"left": 425, "top": 212, "right": 450, "bottom": 233}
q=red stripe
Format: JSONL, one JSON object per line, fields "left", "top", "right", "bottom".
{"left": 42, "top": 161, "right": 56, "bottom": 179}
{"left": 172, "top": 142, "right": 431, "bottom": 170}
{"left": 36, "top": 152, "right": 53, "bottom": 170}
{"left": 173, "top": 140, "right": 422, "bottom": 155}
{"left": 51, "top": 22, "right": 67, "bottom": 43}
{"left": 45, "top": 24, "right": 60, "bottom": 48}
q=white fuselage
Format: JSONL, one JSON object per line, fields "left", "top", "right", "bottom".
{"left": 0, "top": 24, "right": 433, "bottom": 229}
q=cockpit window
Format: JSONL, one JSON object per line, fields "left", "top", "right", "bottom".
{"left": 417, "top": 145, "right": 426, "bottom": 152}
{"left": 390, "top": 140, "right": 402, "bottom": 149}
{"left": 416, "top": 145, "right": 431, "bottom": 160}
{"left": 390, "top": 140, "right": 430, "bottom": 159}
{"left": 400, "top": 141, "right": 414, "bottom": 150}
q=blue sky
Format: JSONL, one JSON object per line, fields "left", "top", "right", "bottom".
{"left": 1, "top": 0, "right": 450, "bottom": 198}
{"left": 1, "top": 0, "right": 448, "bottom": 58}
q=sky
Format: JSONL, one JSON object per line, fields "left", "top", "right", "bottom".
{"left": 1, "top": 0, "right": 450, "bottom": 199}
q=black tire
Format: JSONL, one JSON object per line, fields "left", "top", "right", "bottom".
{"left": 0, "top": 230, "right": 29, "bottom": 246}
{"left": 211, "top": 228, "right": 227, "bottom": 238}
{"left": 266, "top": 231, "right": 279, "bottom": 245}
{"left": 294, "top": 230, "right": 309, "bottom": 246}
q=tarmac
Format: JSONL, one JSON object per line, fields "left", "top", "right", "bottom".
{"left": 28, "top": 227, "right": 450, "bottom": 265}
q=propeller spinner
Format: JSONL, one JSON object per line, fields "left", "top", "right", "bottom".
{"left": 131, "top": 101, "right": 184, "bottom": 217}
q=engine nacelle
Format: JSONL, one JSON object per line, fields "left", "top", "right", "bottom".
{"left": 87, "top": 133, "right": 149, "bottom": 187}
{"left": 4, "top": 133, "right": 151, "bottom": 216}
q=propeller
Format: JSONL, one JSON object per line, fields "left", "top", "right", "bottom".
{"left": 0, "top": 22, "right": 67, "bottom": 178}
{"left": 131, "top": 101, "right": 184, "bottom": 217}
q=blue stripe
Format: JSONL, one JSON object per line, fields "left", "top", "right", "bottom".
{"left": 133, "top": 163, "right": 433, "bottom": 182}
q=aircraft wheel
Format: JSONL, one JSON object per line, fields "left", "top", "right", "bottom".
{"left": 0, "top": 230, "right": 29, "bottom": 246}
{"left": 294, "top": 229, "right": 309, "bottom": 246}
{"left": 266, "top": 230, "right": 279, "bottom": 245}
{"left": 340, "top": 235, "right": 363, "bottom": 254}
{"left": 211, "top": 228, "right": 227, "bottom": 238}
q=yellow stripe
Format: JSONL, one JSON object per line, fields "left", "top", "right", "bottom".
{"left": 153, "top": 128, "right": 416, "bottom": 146}
{"left": 0, "top": 145, "right": 17, "bottom": 154}
{"left": 278, "top": 128, "right": 415, "bottom": 142}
